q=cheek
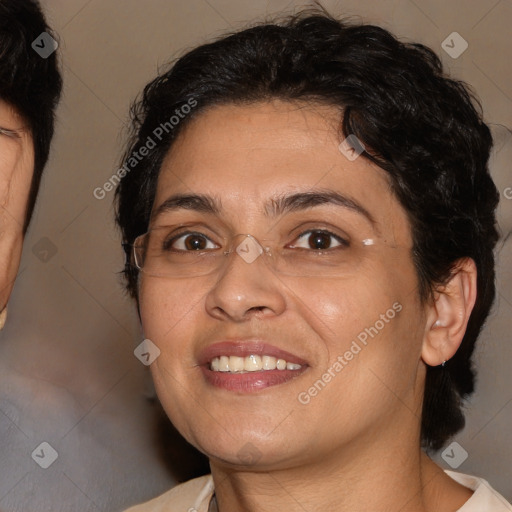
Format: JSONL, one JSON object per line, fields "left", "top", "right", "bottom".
{"left": 0, "top": 143, "right": 34, "bottom": 226}
{"left": 335, "top": 260, "right": 424, "bottom": 399}
{"left": 0, "top": 148, "right": 33, "bottom": 304}
{"left": 285, "top": 263, "right": 406, "bottom": 339}
{"left": 138, "top": 277, "right": 205, "bottom": 349}
{"left": 299, "top": 256, "right": 422, "bottom": 376}
{"left": 293, "top": 266, "right": 422, "bottom": 426}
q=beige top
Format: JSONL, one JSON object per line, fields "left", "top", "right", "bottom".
{"left": 124, "top": 471, "right": 512, "bottom": 511}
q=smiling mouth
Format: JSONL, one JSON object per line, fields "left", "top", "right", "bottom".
{"left": 202, "top": 355, "right": 308, "bottom": 392}
{"left": 198, "top": 341, "right": 309, "bottom": 392}
{"left": 210, "top": 355, "right": 302, "bottom": 373}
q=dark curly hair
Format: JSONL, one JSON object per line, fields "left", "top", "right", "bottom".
{"left": 0, "top": 0, "right": 62, "bottom": 232}
{"left": 114, "top": 9, "right": 500, "bottom": 451}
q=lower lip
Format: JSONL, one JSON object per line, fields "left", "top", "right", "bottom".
{"left": 200, "top": 365, "right": 308, "bottom": 392}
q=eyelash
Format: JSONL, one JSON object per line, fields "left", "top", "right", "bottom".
{"left": 163, "top": 229, "right": 350, "bottom": 252}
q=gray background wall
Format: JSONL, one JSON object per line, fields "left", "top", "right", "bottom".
{"left": 0, "top": 1, "right": 510, "bottom": 511}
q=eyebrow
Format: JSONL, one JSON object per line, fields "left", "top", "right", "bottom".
{"left": 152, "top": 189, "right": 376, "bottom": 227}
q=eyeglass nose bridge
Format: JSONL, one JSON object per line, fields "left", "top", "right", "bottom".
{"left": 223, "top": 234, "right": 273, "bottom": 265}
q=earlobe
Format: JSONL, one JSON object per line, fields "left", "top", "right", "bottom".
{"left": 421, "top": 258, "right": 477, "bottom": 367}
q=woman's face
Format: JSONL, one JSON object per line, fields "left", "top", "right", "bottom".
{"left": 140, "top": 100, "right": 428, "bottom": 469}
{"left": 0, "top": 100, "right": 34, "bottom": 311}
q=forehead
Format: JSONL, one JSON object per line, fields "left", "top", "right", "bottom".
{"left": 162, "top": 100, "right": 344, "bottom": 174}
{"left": 153, "top": 100, "right": 412, "bottom": 245}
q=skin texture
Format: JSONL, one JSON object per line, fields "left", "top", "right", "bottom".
{"left": 0, "top": 100, "right": 34, "bottom": 313}
{"left": 139, "top": 100, "right": 476, "bottom": 511}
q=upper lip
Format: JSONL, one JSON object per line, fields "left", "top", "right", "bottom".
{"left": 198, "top": 340, "right": 309, "bottom": 367}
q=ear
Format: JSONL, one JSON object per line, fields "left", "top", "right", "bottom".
{"left": 421, "top": 258, "right": 478, "bottom": 366}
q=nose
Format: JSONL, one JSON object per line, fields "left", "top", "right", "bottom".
{"left": 204, "top": 234, "right": 287, "bottom": 322}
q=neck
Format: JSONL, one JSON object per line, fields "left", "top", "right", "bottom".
{"left": 209, "top": 429, "right": 472, "bottom": 512}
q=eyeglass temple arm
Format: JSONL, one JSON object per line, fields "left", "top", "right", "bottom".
{"left": 0, "top": 127, "right": 22, "bottom": 138}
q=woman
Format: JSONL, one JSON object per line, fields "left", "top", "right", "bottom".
{"left": 116, "top": 10, "right": 511, "bottom": 512}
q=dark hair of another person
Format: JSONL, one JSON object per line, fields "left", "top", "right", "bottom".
{"left": 114, "top": 9, "right": 500, "bottom": 452}
{"left": 0, "top": 0, "right": 62, "bottom": 232}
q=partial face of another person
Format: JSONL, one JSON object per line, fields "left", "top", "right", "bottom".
{"left": 0, "top": 99, "right": 34, "bottom": 311}
{"left": 139, "top": 100, "right": 430, "bottom": 470}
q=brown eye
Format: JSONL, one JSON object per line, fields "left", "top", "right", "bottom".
{"left": 164, "top": 232, "right": 217, "bottom": 252}
{"left": 291, "top": 230, "right": 349, "bottom": 251}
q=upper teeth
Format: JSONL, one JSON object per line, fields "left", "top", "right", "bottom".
{"left": 210, "top": 355, "right": 302, "bottom": 372}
